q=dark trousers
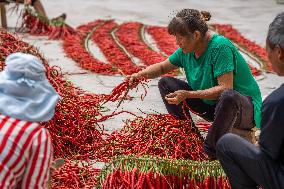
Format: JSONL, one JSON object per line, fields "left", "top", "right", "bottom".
{"left": 216, "top": 133, "right": 283, "bottom": 189}
{"left": 158, "top": 77, "right": 255, "bottom": 156}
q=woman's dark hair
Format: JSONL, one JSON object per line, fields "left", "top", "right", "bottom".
{"left": 267, "top": 12, "right": 284, "bottom": 50}
{"left": 168, "top": 9, "right": 211, "bottom": 37}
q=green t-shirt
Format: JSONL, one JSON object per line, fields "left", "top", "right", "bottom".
{"left": 169, "top": 34, "right": 262, "bottom": 128}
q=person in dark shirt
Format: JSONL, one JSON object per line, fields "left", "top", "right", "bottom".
{"left": 216, "top": 12, "right": 284, "bottom": 189}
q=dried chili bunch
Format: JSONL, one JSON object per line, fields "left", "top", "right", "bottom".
{"left": 97, "top": 114, "right": 207, "bottom": 161}
{"left": 21, "top": 6, "right": 76, "bottom": 40}
{"left": 103, "top": 77, "right": 148, "bottom": 109}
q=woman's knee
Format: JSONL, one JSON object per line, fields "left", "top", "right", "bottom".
{"left": 158, "top": 76, "right": 173, "bottom": 89}
{"left": 219, "top": 89, "right": 241, "bottom": 105}
{"left": 158, "top": 76, "right": 177, "bottom": 90}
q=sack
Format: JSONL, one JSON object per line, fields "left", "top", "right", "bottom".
{"left": 230, "top": 127, "right": 257, "bottom": 144}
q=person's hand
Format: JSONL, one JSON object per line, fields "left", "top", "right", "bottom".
{"left": 24, "top": 0, "right": 32, "bottom": 5}
{"left": 126, "top": 73, "right": 140, "bottom": 89}
{"left": 165, "top": 90, "right": 189, "bottom": 105}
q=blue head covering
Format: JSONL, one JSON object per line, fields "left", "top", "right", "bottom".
{"left": 0, "top": 52, "right": 60, "bottom": 122}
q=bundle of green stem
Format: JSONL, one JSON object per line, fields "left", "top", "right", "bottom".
{"left": 97, "top": 155, "right": 231, "bottom": 189}
{"left": 21, "top": 6, "right": 76, "bottom": 40}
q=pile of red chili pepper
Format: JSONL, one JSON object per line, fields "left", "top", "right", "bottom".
{"left": 0, "top": 29, "right": 43, "bottom": 66}
{"left": 104, "top": 77, "right": 148, "bottom": 104}
{"left": 97, "top": 156, "right": 231, "bottom": 189}
{"left": 0, "top": 29, "right": 230, "bottom": 188}
{"left": 0, "top": 30, "right": 106, "bottom": 187}
{"left": 21, "top": 6, "right": 76, "bottom": 40}
{"left": 52, "top": 160, "right": 100, "bottom": 189}
{"left": 97, "top": 114, "right": 209, "bottom": 161}
{"left": 45, "top": 71, "right": 148, "bottom": 160}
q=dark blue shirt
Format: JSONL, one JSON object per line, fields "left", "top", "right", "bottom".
{"left": 259, "top": 84, "right": 284, "bottom": 164}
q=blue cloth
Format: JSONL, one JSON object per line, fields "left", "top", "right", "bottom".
{"left": 0, "top": 53, "right": 60, "bottom": 122}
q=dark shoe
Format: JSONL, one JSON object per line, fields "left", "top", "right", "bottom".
{"left": 50, "top": 13, "right": 67, "bottom": 25}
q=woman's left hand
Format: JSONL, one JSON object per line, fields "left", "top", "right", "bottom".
{"left": 165, "top": 90, "right": 190, "bottom": 105}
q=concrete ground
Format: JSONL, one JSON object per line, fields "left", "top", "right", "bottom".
{"left": 4, "top": 0, "right": 284, "bottom": 132}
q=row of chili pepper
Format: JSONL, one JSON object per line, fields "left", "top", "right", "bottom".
{"left": 63, "top": 20, "right": 119, "bottom": 75}
{"left": 114, "top": 22, "right": 181, "bottom": 76}
{"left": 21, "top": 6, "right": 76, "bottom": 40}
{"left": 115, "top": 22, "right": 166, "bottom": 66}
{"left": 89, "top": 20, "right": 178, "bottom": 76}
{"left": 64, "top": 20, "right": 265, "bottom": 77}
{"left": 97, "top": 156, "right": 231, "bottom": 189}
{"left": 146, "top": 26, "right": 178, "bottom": 56}
{"left": 90, "top": 20, "right": 141, "bottom": 75}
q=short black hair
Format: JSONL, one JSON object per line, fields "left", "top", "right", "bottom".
{"left": 267, "top": 12, "right": 284, "bottom": 50}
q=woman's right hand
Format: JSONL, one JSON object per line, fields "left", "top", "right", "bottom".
{"left": 126, "top": 73, "right": 140, "bottom": 89}
{"left": 125, "top": 59, "right": 174, "bottom": 89}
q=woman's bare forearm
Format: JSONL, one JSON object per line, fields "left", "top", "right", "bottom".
{"left": 186, "top": 72, "right": 233, "bottom": 100}
{"left": 136, "top": 59, "right": 177, "bottom": 79}
{"left": 189, "top": 85, "right": 228, "bottom": 100}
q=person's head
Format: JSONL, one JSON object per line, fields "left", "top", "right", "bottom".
{"left": 0, "top": 52, "right": 60, "bottom": 122}
{"left": 168, "top": 9, "right": 211, "bottom": 53}
{"left": 266, "top": 12, "right": 284, "bottom": 76}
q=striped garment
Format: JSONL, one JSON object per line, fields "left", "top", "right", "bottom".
{"left": 0, "top": 115, "right": 53, "bottom": 189}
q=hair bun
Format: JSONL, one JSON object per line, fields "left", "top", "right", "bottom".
{"left": 200, "top": 11, "right": 211, "bottom": 21}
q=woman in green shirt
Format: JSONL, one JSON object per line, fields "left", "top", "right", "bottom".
{"left": 128, "top": 9, "right": 262, "bottom": 159}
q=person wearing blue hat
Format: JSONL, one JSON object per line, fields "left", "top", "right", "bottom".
{"left": 0, "top": 52, "right": 60, "bottom": 188}
{"left": 216, "top": 12, "right": 284, "bottom": 189}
